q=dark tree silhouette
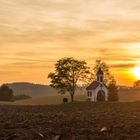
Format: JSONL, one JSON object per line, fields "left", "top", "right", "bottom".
{"left": 91, "top": 60, "right": 115, "bottom": 86}
{"left": 0, "top": 84, "right": 14, "bottom": 101}
{"left": 108, "top": 80, "right": 119, "bottom": 101}
{"left": 133, "top": 80, "right": 140, "bottom": 87}
{"left": 48, "top": 57, "right": 90, "bottom": 102}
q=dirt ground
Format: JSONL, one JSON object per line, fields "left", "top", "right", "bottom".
{"left": 0, "top": 102, "right": 140, "bottom": 140}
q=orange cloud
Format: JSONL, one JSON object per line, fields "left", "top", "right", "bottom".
{"left": 0, "top": 0, "right": 140, "bottom": 86}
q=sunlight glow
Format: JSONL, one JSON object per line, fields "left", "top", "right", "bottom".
{"left": 132, "top": 66, "right": 140, "bottom": 80}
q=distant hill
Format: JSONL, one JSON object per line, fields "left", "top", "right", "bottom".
{"left": 7, "top": 82, "right": 58, "bottom": 98}
{"left": 5, "top": 82, "right": 140, "bottom": 102}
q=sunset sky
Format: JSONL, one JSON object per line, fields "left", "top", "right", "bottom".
{"left": 0, "top": 0, "right": 140, "bottom": 86}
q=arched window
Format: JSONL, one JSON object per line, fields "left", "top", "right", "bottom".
{"left": 100, "top": 76, "right": 103, "bottom": 82}
{"left": 87, "top": 91, "right": 92, "bottom": 97}
{"left": 87, "top": 91, "right": 89, "bottom": 97}
{"left": 90, "top": 92, "right": 92, "bottom": 97}
{"left": 97, "top": 76, "right": 99, "bottom": 81}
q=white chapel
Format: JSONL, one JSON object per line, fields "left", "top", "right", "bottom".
{"left": 86, "top": 68, "right": 108, "bottom": 102}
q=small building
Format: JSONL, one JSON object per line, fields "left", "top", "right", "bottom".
{"left": 86, "top": 68, "right": 108, "bottom": 101}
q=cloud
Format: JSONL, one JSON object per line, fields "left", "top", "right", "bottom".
{"left": 0, "top": 0, "right": 140, "bottom": 85}
{"left": 110, "top": 63, "right": 136, "bottom": 69}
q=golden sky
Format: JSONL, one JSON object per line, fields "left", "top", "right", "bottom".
{"left": 0, "top": 0, "right": 140, "bottom": 86}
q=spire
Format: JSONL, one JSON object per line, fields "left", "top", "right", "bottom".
{"left": 97, "top": 67, "right": 104, "bottom": 83}
{"left": 97, "top": 67, "right": 103, "bottom": 75}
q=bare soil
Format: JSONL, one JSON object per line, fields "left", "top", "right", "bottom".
{"left": 0, "top": 102, "right": 140, "bottom": 140}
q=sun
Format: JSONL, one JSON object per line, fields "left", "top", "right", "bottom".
{"left": 132, "top": 66, "right": 140, "bottom": 80}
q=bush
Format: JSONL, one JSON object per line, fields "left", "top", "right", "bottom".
{"left": 63, "top": 98, "right": 68, "bottom": 104}
{"left": 108, "top": 82, "right": 119, "bottom": 101}
{"left": 108, "top": 92, "right": 119, "bottom": 101}
{"left": 14, "top": 94, "right": 31, "bottom": 101}
{"left": 0, "top": 84, "right": 14, "bottom": 101}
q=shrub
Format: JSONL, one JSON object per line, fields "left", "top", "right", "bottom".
{"left": 0, "top": 84, "right": 14, "bottom": 101}
{"left": 14, "top": 94, "right": 31, "bottom": 101}
{"left": 63, "top": 98, "right": 68, "bottom": 104}
{"left": 108, "top": 82, "right": 119, "bottom": 101}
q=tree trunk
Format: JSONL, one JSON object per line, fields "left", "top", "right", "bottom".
{"left": 70, "top": 93, "right": 74, "bottom": 102}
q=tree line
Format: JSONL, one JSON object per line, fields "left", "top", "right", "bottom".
{"left": 0, "top": 84, "right": 31, "bottom": 101}
{"left": 48, "top": 57, "right": 119, "bottom": 102}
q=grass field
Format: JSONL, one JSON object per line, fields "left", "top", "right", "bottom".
{"left": 14, "top": 89, "right": 140, "bottom": 105}
{"left": 14, "top": 94, "right": 87, "bottom": 105}
{"left": 0, "top": 89, "right": 139, "bottom": 105}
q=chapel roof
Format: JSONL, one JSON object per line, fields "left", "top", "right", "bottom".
{"left": 86, "top": 81, "right": 108, "bottom": 90}
{"left": 86, "top": 81, "right": 100, "bottom": 90}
